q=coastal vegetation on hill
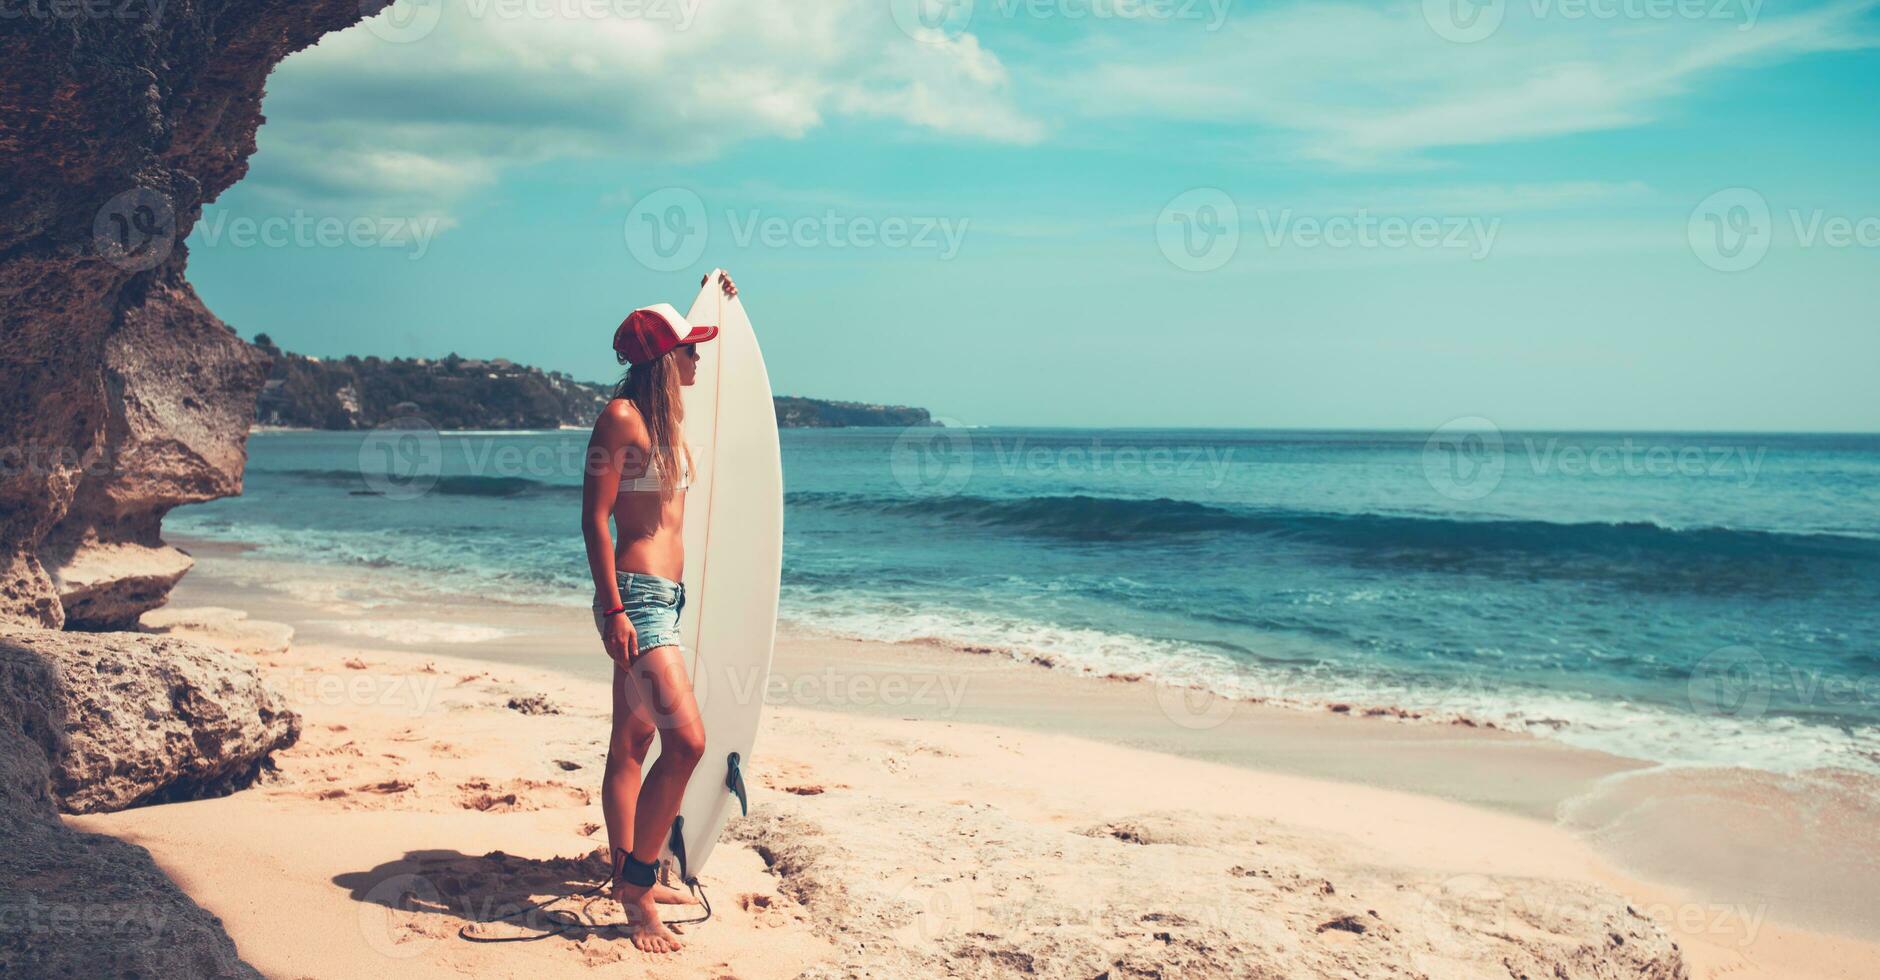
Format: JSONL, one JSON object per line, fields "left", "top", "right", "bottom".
{"left": 248, "top": 335, "right": 934, "bottom": 430}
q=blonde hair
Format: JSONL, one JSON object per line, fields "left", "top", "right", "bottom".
{"left": 613, "top": 351, "right": 693, "bottom": 497}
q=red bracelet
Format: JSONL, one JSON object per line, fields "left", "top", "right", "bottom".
{"left": 601, "top": 605, "right": 626, "bottom": 617}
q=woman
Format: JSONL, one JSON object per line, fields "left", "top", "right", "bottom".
{"left": 580, "top": 272, "right": 736, "bottom": 953}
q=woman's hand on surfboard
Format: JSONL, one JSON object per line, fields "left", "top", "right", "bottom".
{"left": 704, "top": 271, "right": 737, "bottom": 300}
{"left": 602, "top": 614, "right": 638, "bottom": 667}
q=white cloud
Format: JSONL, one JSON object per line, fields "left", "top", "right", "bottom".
{"left": 233, "top": 0, "right": 1875, "bottom": 222}
{"left": 242, "top": 0, "right": 1041, "bottom": 211}
{"left": 1050, "top": 0, "right": 1878, "bottom": 168}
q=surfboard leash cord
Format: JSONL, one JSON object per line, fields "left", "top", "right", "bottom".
{"left": 455, "top": 875, "right": 713, "bottom": 944}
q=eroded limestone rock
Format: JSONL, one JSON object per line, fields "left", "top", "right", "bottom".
{"left": 0, "top": 627, "right": 299, "bottom": 813}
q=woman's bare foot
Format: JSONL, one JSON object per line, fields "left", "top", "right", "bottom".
{"left": 652, "top": 881, "right": 699, "bottom": 905}
{"left": 606, "top": 879, "right": 696, "bottom": 905}
{"left": 621, "top": 886, "right": 684, "bottom": 953}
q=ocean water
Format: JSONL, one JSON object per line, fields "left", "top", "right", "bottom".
{"left": 171, "top": 427, "right": 1880, "bottom": 775}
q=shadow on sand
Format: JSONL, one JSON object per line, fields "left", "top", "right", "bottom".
{"left": 336, "top": 848, "right": 661, "bottom": 945}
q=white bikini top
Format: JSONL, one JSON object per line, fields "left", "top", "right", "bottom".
{"left": 619, "top": 448, "right": 692, "bottom": 493}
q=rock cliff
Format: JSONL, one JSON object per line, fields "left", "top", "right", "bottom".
{"left": 1, "top": 0, "right": 373, "bottom": 629}
{"left": 2, "top": 3, "right": 370, "bottom": 974}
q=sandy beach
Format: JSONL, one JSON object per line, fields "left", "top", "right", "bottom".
{"left": 9, "top": 4, "right": 1878, "bottom": 978}
{"left": 46, "top": 538, "right": 1874, "bottom": 978}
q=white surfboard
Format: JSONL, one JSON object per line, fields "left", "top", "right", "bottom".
{"left": 655, "top": 268, "right": 783, "bottom": 884}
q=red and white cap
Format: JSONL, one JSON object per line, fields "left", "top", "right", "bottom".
{"left": 613, "top": 302, "right": 718, "bottom": 365}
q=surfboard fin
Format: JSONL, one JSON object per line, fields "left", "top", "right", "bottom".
{"left": 725, "top": 751, "right": 749, "bottom": 817}
{"left": 668, "top": 815, "right": 690, "bottom": 884}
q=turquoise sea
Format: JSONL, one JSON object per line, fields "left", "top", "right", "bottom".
{"left": 171, "top": 427, "right": 1880, "bottom": 776}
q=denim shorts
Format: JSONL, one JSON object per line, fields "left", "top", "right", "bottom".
{"left": 593, "top": 571, "right": 686, "bottom": 652}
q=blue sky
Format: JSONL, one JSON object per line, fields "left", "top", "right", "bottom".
{"left": 187, "top": 0, "right": 1880, "bottom": 430}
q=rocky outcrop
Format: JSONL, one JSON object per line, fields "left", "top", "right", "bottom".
{"left": 773, "top": 395, "right": 937, "bottom": 429}
{"left": 0, "top": 628, "right": 299, "bottom": 813}
{"left": 40, "top": 539, "right": 196, "bottom": 632}
{"left": 0, "top": 638, "right": 262, "bottom": 978}
{"left": 0, "top": 0, "right": 375, "bottom": 629}
{"left": 731, "top": 804, "right": 1689, "bottom": 979}
{"left": 39, "top": 276, "right": 275, "bottom": 628}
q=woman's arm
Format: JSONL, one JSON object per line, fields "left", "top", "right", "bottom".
{"left": 582, "top": 401, "right": 636, "bottom": 609}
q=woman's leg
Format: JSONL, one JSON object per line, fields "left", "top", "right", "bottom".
{"left": 616, "top": 643, "right": 706, "bottom": 952}
{"left": 602, "top": 664, "right": 656, "bottom": 889}
{"left": 602, "top": 665, "right": 701, "bottom": 909}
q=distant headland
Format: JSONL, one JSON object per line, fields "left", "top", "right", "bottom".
{"left": 248, "top": 335, "right": 935, "bottom": 430}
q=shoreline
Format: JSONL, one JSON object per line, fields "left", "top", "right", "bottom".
{"left": 120, "top": 536, "right": 1880, "bottom": 971}
{"left": 164, "top": 537, "right": 1646, "bottom": 822}
{"left": 166, "top": 524, "right": 1880, "bottom": 783}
